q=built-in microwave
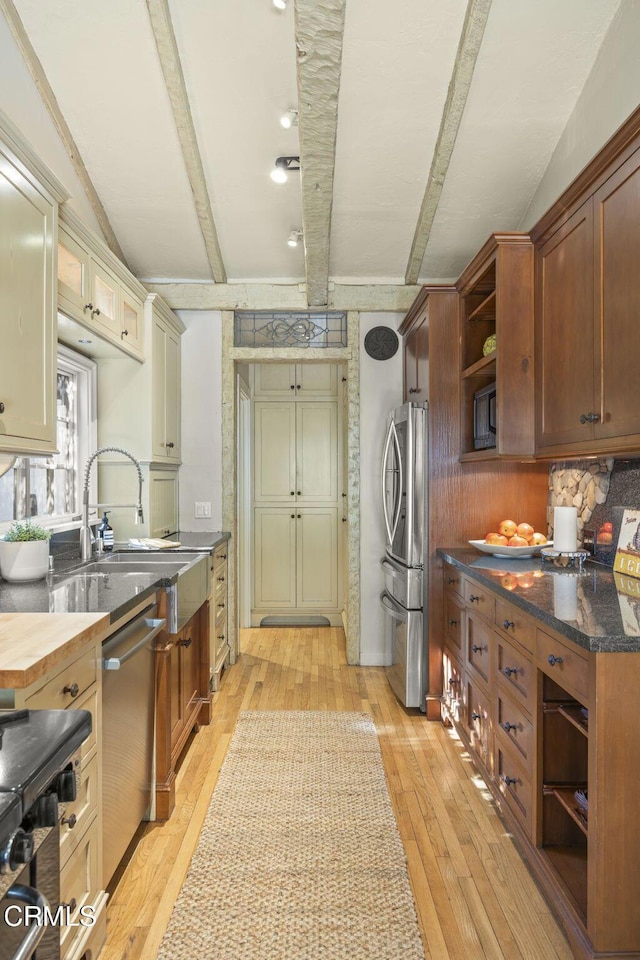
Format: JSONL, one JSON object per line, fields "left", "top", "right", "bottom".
{"left": 473, "top": 382, "right": 497, "bottom": 449}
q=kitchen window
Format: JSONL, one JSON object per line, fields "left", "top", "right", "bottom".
{"left": 0, "top": 345, "right": 96, "bottom": 530}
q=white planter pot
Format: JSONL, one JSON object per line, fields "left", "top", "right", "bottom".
{"left": 0, "top": 539, "right": 50, "bottom": 582}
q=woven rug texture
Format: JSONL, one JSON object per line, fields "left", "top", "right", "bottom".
{"left": 156, "top": 710, "right": 425, "bottom": 959}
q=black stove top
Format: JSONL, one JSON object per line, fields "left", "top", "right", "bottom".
{"left": 0, "top": 792, "right": 21, "bottom": 848}
{"left": 0, "top": 709, "right": 91, "bottom": 819}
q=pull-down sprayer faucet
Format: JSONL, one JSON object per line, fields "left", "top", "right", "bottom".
{"left": 79, "top": 446, "right": 144, "bottom": 561}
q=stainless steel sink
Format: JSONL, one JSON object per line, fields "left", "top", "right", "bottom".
{"left": 95, "top": 551, "right": 203, "bottom": 564}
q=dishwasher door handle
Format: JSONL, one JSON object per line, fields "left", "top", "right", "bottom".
{"left": 6, "top": 885, "right": 50, "bottom": 960}
{"left": 102, "top": 618, "right": 166, "bottom": 670}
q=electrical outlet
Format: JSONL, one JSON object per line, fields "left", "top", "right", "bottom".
{"left": 194, "top": 501, "right": 212, "bottom": 519}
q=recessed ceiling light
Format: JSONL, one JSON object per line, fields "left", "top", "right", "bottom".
{"left": 287, "top": 229, "right": 303, "bottom": 248}
{"left": 272, "top": 0, "right": 287, "bottom": 9}
{"left": 270, "top": 156, "right": 300, "bottom": 184}
{"left": 280, "top": 109, "right": 298, "bottom": 129}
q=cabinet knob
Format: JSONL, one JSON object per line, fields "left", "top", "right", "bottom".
{"left": 217, "top": 634, "right": 225, "bottom": 641}
{"left": 291, "top": 491, "right": 295, "bottom": 496}
{"left": 447, "top": 577, "right": 457, "bottom": 585}
{"left": 296, "top": 384, "right": 301, "bottom": 390}
{"left": 448, "top": 677, "right": 459, "bottom": 686}
{"left": 121, "top": 329, "right": 129, "bottom": 338}
{"left": 217, "top": 602, "right": 225, "bottom": 609}
{"left": 0, "top": 402, "right": 4, "bottom": 413}
{"left": 547, "top": 654, "right": 563, "bottom": 666}
{"left": 408, "top": 387, "right": 419, "bottom": 394}
{"left": 166, "top": 441, "right": 175, "bottom": 448}
{"left": 471, "top": 644, "right": 483, "bottom": 654}
{"left": 290, "top": 384, "right": 295, "bottom": 390}
{"left": 501, "top": 721, "right": 517, "bottom": 733}
{"left": 178, "top": 636, "right": 192, "bottom": 648}
{"left": 502, "top": 619, "right": 514, "bottom": 630}
{"left": 91, "top": 307, "right": 101, "bottom": 319}
{"left": 61, "top": 813, "right": 77, "bottom": 829}
{"left": 297, "top": 491, "right": 301, "bottom": 496}
{"left": 297, "top": 514, "right": 301, "bottom": 519}
{"left": 63, "top": 682, "right": 79, "bottom": 698}
{"left": 503, "top": 666, "right": 517, "bottom": 678}
{"left": 291, "top": 514, "right": 295, "bottom": 519}
{"left": 217, "top": 576, "right": 225, "bottom": 582}
{"left": 83, "top": 302, "right": 93, "bottom": 313}
{"left": 62, "top": 899, "right": 77, "bottom": 914}
{"left": 220, "top": 554, "right": 227, "bottom": 560}
{"left": 580, "top": 412, "right": 600, "bottom": 424}
{"left": 469, "top": 594, "right": 480, "bottom": 603}
{"left": 448, "top": 619, "right": 458, "bottom": 626}
{"left": 471, "top": 712, "right": 481, "bottom": 721}
{"left": 501, "top": 774, "right": 517, "bottom": 787}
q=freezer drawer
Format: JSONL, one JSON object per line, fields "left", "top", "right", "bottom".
{"left": 381, "top": 554, "right": 423, "bottom": 610}
{"left": 380, "top": 590, "right": 424, "bottom": 709}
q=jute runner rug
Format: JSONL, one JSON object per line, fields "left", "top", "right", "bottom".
{"left": 156, "top": 710, "right": 425, "bottom": 959}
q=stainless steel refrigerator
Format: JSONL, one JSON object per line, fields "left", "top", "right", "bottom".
{"left": 380, "top": 402, "right": 428, "bottom": 709}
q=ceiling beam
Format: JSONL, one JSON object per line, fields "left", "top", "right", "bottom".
{"left": 404, "top": 0, "right": 492, "bottom": 285}
{"left": 294, "top": 0, "right": 346, "bottom": 307}
{"left": 143, "top": 281, "right": 422, "bottom": 313}
{"left": 145, "top": 0, "right": 227, "bottom": 283}
{"left": 0, "top": 0, "right": 128, "bottom": 264}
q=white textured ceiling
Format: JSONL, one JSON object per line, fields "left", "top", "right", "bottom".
{"left": 5, "top": 0, "right": 624, "bottom": 287}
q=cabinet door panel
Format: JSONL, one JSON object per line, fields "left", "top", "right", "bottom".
{"left": 90, "top": 261, "right": 120, "bottom": 339}
{"left": 253, "top": 403, "right": 296, "bottom": 502}
{"left": 297, "top": 508, "right": 338, "bottom": 608}
{"left": 149, "top": 471, "right": 178, "bottom": 538}
{"left": 254, "top": 508, "right": 296, "bottom": 608}
{"left": 253, "top": 364, "right": 296, "bottom": 398}
{"left": 403, "top": 324, "right": 419, "bottom": 401}
{"left": 595, "top": 151, "right": 640, "bottom": 441}
{"left": 296, "top": 402, "right": 338, "bottom": 503}
{"left": 151, "top": 318, "right": 166, "bottom": 459}
{"left": 0, "top": 156, "right": 55, "bottom": 449}
{"left": 297, "top": 363, "right": 337, "bottom": 397}
{"left": 57, "top": 226, "right": 90, "bottom": 320}
{"left": 121, "top": 288, "right": 144, "bottom": 358}
{"left": 537, "top": 202, "right": 595, "bottom": 448}
{"left": 164, "top": 328, "right": 180, "bottom": 459}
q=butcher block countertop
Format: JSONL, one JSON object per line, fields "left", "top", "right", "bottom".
{"left": 0, "top": 612, "right": 109, "bottom": 689}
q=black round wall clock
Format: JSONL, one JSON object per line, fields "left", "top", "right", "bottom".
{"left": 364, "top": 326, "right": 399, "bottom": 361}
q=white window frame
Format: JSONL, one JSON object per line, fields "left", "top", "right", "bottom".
{"left": 0, "top": 345, "right": 97, "bottom": 536}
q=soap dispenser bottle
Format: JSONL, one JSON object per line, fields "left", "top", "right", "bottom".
{"left": 98, "top": 511, "right": 114, "bottom": 551}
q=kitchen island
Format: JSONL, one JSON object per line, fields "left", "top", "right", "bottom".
{"left": 438, "top": 546, "right": 640, "bottom": 960}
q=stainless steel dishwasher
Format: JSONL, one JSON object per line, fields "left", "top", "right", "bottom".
{"left": 101, "top": 602, "right": 165, "bottom": 887}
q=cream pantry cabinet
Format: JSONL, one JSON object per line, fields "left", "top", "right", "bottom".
{"left": 151, "top": 304, "right": 181, "bottom": 464}
{"left": 253, "top": 401, "right": 338, "bottom": 504}
{"left": 57, "top": 210, "right": 145, "bottom": 361}
{"left": 0, "top": 120, "right": 64, "bottom": 455}
{"left": 254, "top": 507, "right": 339, "bottom": 611}
{"left": 252, "top": 363, "right": 338, "bottom": 399}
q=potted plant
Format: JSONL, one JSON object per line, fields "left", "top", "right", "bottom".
{"left": 0, "top": 520, "right": 51, "bottom": 582}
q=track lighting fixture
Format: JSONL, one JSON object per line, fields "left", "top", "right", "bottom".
{"left": 272, "top": 0, "right": 287, "bottom": 9}
{"left": 280, "top": 109, "right": 298, "bottom": 129}
{"left": 270, "top": 156, "right": 300, "bottom": 184}
{"left": 287, "top": 229, "right": 303, "bottom": 248}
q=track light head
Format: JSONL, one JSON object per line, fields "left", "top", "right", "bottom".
{"left": 280, "top": 109, "right": 298, "bottom": 129}
{"left": 272, "top": 0, "right": 287, "bottom": 9}
{"left": 287, "top": 229, "right": 303, "bottom": 248}
{"left": 270, "top": 156, "right": 300, "bottom": 184}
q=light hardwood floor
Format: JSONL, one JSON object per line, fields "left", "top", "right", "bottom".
{"left": 98, "top": 627, "right": 572, "bottom": 960}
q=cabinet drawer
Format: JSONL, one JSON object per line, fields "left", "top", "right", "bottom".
{"left": 495, "top": 690, "right": 534, "bottom": 771}
{"left": 466, "top": 677, "right": 492, "bottom": 774}
{"left": 443, "top": 565, "right": 463, "bottom": 598}
{"left": 442, "top": 648, "right": 465, "bottom": 724}
{"left": 214, "top": 604, "right": 228, "bottom": 659}
{"left": 213, "top": 543, "right": 228, "bottom": 571}
{"left": 25, "top": 647, "right": 97, "bottom": 710}
{"left": 444, "top": 591, "right": 464, "bottom": 655}
{"left": 495, "top": 599, "right": 535, "bottom": 654}
{"left": 495, "top": 634, "right": 535, "bottom": 713}
{"left": 60, "top": 816, "right": 100, "bottom": 958}
{"left": 466, "top": 612, "right": 492, "bottom": 686}
{"left": 463, "top": 578, "right": 494, "bottom": 622}
{"left": 59, "top": 754, "right": 98, "bottom": 867}
{"left": 537, "top": 629, "right": 589, "bottom": 703}
{"left": 496, "top": 741, "right": 533, "bottom": 839}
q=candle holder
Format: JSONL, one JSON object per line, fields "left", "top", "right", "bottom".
{"left": 541, "top": 547, "right": 589, "bottom": 572}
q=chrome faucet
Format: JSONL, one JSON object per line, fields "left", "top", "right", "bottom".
{"left": 79, "top": 446, "right": 144, "bottom": 560}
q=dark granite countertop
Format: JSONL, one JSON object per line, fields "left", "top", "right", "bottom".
{"left": 438, "top": 547, "right": 640, "bottom": 654}
{"left": 115, "top": 531, "right": 230, "bottom": 554}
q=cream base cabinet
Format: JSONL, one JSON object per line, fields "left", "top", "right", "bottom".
{"left": 0, "top": 128, "right": 59, "bottom": 455}
{"left": 253, "top": 508, "right": 339, "bottom": 614}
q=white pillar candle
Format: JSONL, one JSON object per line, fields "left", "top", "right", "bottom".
{"left": 553, "top": 575, "right": 578, "bottom": 621}
{"left": 554, "top": 506, "right": 578, "bottom": 552}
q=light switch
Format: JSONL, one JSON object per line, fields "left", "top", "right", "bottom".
{"left": 194, "top": 501, "right": 211, "bottom": 519}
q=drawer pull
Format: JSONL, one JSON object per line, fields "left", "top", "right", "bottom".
{"left": 217, "top": 634, "right": 225, "bottom": 641}
{"left": 178, "top": 637, "right": 192, "bottom": 648}
{"left": 471, "top": 644, "right": 483, "bottom": 653}
{"left": 447, "top": 577, "right": 457, "bottom": 585}
{"left": 217, "top": 576, "right": 225, "bottom": 582}
{"left": 501, "top": 774, "right": 518, "bottom": 787}
{"left": 448, "top": 677, "right": 459, "bottom": 686}
{"left": 469, "top": 594, "right": 480, "bottom": 603}
{"left": 503, "top": 666, "right": 517, "bottom": 678}
{"left": 501, "top": 721, "right": 517, "bottom": 733}
{"left": 61, "top": 813, "right": 77, "bottom": 829}
{"left": 62, "top": 898, "right": 77, "bottom": 913}
{"left": 547, "top": 654, "right": 563, "bottom": 666}
{"left": 218, "top": 602, "right": 225, "bottom": 609}
{"left": 448, "top": 618, "right": 458, "bottom": 626}
{"left": 471, "top": 712, "right": 482, "bottom": 721}
{"left": 220, "top": 554, "right": 227, "bottom": 560}
{"left": 502, "top": 619, "right": 515, "bottom": 630}
{"left": 63, "top": 682, "right": 80, "bottom": 698}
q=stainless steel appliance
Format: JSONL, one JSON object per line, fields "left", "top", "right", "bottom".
{"left": 473, "top": 381, "right": 497, "bottom": 450}
{"left": 380, "top": 402, "right": 428, "bottom": 709}
{"left": 101, "top": 603, "right": 165, "bottom": 886}
{"left": 0, "top": 708, "right": 92, "bottom": 960}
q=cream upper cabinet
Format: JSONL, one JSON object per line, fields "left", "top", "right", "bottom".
{"left": 252, "top": 363, "right": 338, "bottom": 399}
{"left": 152, "top": 312, "right": 181, "bottom": 463}
{"left": 296, "top": 402, "right": 338, "bottom": 503}
{"left": 149, "top": 470, "right": 178, "bottom": 538}
{"left": 57, "top": 209, "right": 145, "bottom": 362}
{"left": 0, "top": 125, "right": 61, "bottom": 455}
{"left": 253, "top": 403, "right": 296, "bottom": 502}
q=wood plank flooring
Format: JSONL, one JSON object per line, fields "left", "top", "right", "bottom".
{"left": 98, "top": 627, "right": 572, "bottom": 960}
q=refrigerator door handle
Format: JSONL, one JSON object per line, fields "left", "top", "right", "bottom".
{"left": 381, "top": 420, "right": 395, "bottom": 546}
{"left": 389, "top": 421, "right": 403, "bottom": 544}
{"left": 380, "top": 591, "right": 408, "bottom": 623}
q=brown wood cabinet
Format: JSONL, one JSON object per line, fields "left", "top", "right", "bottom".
{"left": 534, "top": 108, "right": 640, "bottom": 458}
{"left": 399, "top": 289, "right": 547, "bottom": 717}
{"left": 442, "top": 560, "right": 640, "bottom": 960}
{"left": 403, "top": 308, "right": 428, "bottom": 401}
{"left": 458, "top": 234, "right": 535, "bottom": 460}
{"left": 155, "top": 599, "right": 211, "bottom": 819}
